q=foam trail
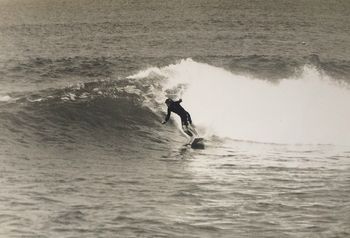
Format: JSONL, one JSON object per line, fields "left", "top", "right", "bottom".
{"left": 129, "top": 59, "right": 350, "bottom": 146}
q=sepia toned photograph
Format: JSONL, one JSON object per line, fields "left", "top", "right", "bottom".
{"left": 0, "top": 0, "right": 349, "bottom": 237}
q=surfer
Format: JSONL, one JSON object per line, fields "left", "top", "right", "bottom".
{"left": 162, "top": 98, "right": 198, "bottom": 144}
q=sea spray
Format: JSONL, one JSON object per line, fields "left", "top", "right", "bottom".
{"left": 129, "top": 59, "right": 350, "bottom": 146}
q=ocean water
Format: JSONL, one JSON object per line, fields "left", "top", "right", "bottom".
{"left": 0, "top": 0, "right": 350, "bottom": 237}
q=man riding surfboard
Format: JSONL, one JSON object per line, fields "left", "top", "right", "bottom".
{"left": 162, "top": 98, "right": 198, "bottom": 144}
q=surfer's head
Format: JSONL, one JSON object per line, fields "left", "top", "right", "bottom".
{"left": 165, "top": 98, "right": 173, "bottom": 106}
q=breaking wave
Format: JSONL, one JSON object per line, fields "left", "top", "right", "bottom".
{"left": 1, "top": 59, "right": 350, "bottom": 148}
{"left": 129, "top": 59, "right": 350, "bottom": 146}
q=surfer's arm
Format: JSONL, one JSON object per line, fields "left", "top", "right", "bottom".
{"left": 175, "top": 99, "right": 182, "bottom": 103}
{"left": 162, "top": 109, "right": 171, "bottom": 124}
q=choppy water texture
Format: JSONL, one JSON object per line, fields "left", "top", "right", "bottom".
{"left": 0, "top": 0, "right": 350, "bottom": 237}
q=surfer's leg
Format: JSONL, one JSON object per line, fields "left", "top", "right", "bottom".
{"left": 186, "top": 113, "right": 198, "bottom": 136}
{"left": 187, "top": 113, "right": 193, "bottom": 124}
{"left": 182, "top": 125, "right": 193, "bottom": 137}
{"left": 182, "top": 124, "right": 194, "bottom": 145}
{"left": 188, "top": 124, "right": 198, "bottom": 136}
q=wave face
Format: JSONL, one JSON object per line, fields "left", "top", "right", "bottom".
{"left": 0, "top": 79, "right": 179, "bottom": 154}
{"left": 129, "top": 59, "right": 350, "bottom": 146}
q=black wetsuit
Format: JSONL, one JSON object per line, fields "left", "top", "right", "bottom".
{"left": 164, "top": 100, "right": 192, "bottom": 126}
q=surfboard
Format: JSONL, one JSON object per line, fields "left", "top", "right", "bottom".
{"left": 191, "top": 137, "right": 204, "bottom": 149}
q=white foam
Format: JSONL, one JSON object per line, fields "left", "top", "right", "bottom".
{"left": 27, "top": 98, "right": 43, "bottom": 102}
{"left": 0, "top": 95, "right": 12, "bottom": 102}
{"left": 124, "top": 85, "right": 142, "bottom": 95}
{"left": 129, "top": 59, "right": 350, "bottom": 146}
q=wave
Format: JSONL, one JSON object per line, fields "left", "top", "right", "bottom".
{"left": 128, "top": 59, "right": 350, "bottom": 146}
{"left": 1, "top": 58, "right": 350, "bottom": 148}
{"left": 0, "top": 79, "right": 177, "bottom": 151}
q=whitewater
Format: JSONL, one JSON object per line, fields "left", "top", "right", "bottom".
{"left": 129, "top": 59, "right": 350, "bottom": 146}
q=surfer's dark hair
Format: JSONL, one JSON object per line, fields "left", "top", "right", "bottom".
{"left": 165, "top": 98, "right": 173, "bottom": 104}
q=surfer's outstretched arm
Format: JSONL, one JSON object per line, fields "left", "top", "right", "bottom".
{"left": 162, "top": 108, "right": 171, "bottom": 124}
